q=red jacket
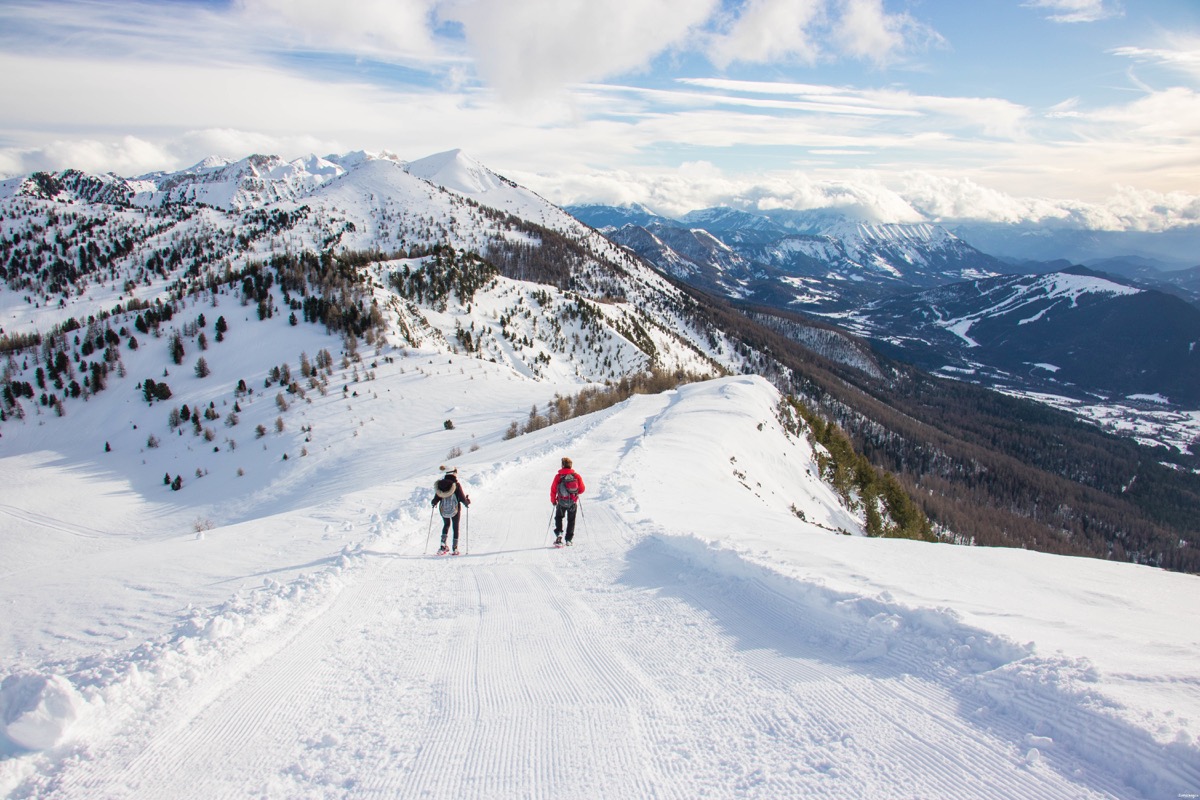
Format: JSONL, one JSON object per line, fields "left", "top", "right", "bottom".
{"left": 550, "top": 468, "right": 585, "bottom": 505}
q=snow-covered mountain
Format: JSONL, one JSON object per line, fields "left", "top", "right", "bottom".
{"left": 570, "top": 204, "right": 1008, "bottom": 310}
{"left": 562, "top": 201, "right": 662, "bottom": 230}
{"left": 846, "top": 267, "right": 1200, "bottom": 406}
{"left": 1, "top": 153, "right": 368, "bottom": 211}
{"left": 0, "top": 151, "right": 727, "bottom": 382}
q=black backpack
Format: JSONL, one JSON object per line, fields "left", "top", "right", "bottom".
{"left": 556, "top": 471, "right": 580, "bottom": 509}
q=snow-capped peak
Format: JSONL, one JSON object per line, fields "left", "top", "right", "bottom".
{"left": 405, "top": 149, "right": 504, "bottom": 196}
{"left": 190, "top": 155, "right": 234, "bottom": 171}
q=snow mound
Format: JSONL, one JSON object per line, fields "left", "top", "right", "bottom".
{"left": 1, "top": 673, "right": 85, "bottom": 752}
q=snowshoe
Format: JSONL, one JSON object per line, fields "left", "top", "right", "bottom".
{"left": 437, "top": 545, "right": 449, "bottom": 555}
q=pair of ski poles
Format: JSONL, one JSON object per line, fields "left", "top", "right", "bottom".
{"left": 424, "top": 505, "right": 469, "bottom": 555}
{"left": 420, "top": 503, "right": 592, "bottom": 554}
{"left": 544, "top": 501, "right": 586, "bottom": 546}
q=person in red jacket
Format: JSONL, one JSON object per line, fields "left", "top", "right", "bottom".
{"left": 550, "top": 457, "right": 585, "bottom": 546}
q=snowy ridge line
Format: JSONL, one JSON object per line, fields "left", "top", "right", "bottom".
{"left": 649, "top": 533, "right": 1200, "bottom": 800}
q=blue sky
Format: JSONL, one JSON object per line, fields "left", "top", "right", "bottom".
{"left": 1, "top": 0, "right": 1198, "bottom": 229}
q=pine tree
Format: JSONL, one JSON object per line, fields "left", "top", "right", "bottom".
{"left": 170, "top": 333, "right": 185, "bottom": 365}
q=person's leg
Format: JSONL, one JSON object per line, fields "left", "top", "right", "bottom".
{"left": 554, "top": 506, "right": 565, "bottom": 543}
{"left": 451, "top": 513, "right": 461, "bottom": 550}
{"left": 565, "top": 505, "right": 577, "bottom": 541}
{"left": 440, "top": 517, "right": 451, "bottom": 549}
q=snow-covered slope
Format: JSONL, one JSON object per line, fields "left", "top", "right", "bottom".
{"left": 2, "top": 347, "right": 1197, "bottom": 798}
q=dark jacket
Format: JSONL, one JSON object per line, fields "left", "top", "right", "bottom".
{"left": 432, "top": 476, "right": 470, "bottom": 514}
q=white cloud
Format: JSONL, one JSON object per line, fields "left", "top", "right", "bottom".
{"left": 1021, "top": 0, "right": 1123, "bottom": 24}
{"left": 526, "top": 162, "right": 931, "bottom": 223}
{"left": 1083, "top": 86, "right": 1200, "bottom": 138}
{"left": 707, "top": 0, "right": 942, "bottom": 69}
{"left": 830, "top": 176, "right": 1200, "bottom": 232}
{"left": 897, "top": 173, "right": 1072, "bottom": 225}
{"left": 707, "top": 0, "right": 825, "bottom": 68}
{"left": 1112, "top": 36, "right": 1200, "bottom": 83}
{"left": 0, "top": 52, "right": 418, "bottom": 141}
{"left": 38, "top": 137, "right": 175, "bottom": 176}
{"left": 234, "top": 0, "right": 442, "bottom": 60}
{"left": 528, "top": 162, "right": 1200, "bottom": 232}
{"left": 833, "top": 0, "right": 940, "bottom": 66}
{"left": 672, "top": 78, "right": 1028, "bottom": 138}
{"left": 442, "top": 0, "right": 717, "bottom": 102}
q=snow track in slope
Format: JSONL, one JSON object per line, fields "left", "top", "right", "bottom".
{"left": 550, "top": 532, "right": 1125, "bottom": 799}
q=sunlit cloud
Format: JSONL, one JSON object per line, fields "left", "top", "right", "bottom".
{"left": 833, "top": 0, "right": 944, "bottom": 66}
{"left": 1112, "top": 36, "right": 1200, "bottom": 82}
{"left": 707, "top": 0, "right": 943, "bottom": 69}
{"left": 234, "top": 0, "right": 443, "bottom": 61}
{"left": 675, "top": 79, "right": 1028, "bottom": 137}
{"left": 707, "top": 0, "right": 825, "bottom": 68}
{"left": 1021, "top": 0, "right": 1123, "bottom": 24}
{"left": 525, "top": 161, "right": 1200, "bottom": 233}
{"left": 443, "top": 0, "right": 716, "bottom": 102}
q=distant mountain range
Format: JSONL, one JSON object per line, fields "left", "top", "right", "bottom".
{"left": 568, "top": 203, "right": 1009, "bottom": 311}
{"left": 946, "top": 221, "right": 1200, "bottom": 271}
{"left": 569, "top": 203, "right": 1200, "bottom": 406}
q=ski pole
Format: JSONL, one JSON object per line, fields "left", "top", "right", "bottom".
{"left": 424, "top": 507, "right": 435, "bottom": 554}
{"left": 545, "top": 506, "right": 556, "bottom": 546}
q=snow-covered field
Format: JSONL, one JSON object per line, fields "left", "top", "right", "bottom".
{"left": 1003, "top": 390, "right": 1200, "bottom": 463}
{"left": 3, "top": 323, "right": 1199, "bottom": 798}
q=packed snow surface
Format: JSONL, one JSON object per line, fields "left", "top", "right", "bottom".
{"left": 2, "top": 352, "right": 1199, "bottom": 797}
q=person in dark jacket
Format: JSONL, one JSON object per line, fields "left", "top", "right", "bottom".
{"left": 550, "top": 457, "right": 585, "bottom": 546}
{"left": 431, "top": 468, "right": 470, "bottom": 554}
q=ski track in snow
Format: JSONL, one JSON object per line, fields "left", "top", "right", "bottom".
{"left": 3, "top": 384, "right": 1196, "bottom": 799}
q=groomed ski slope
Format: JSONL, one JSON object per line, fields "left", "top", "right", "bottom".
{"left": 3, "top": 375, "right": 1199, "bottom": 799}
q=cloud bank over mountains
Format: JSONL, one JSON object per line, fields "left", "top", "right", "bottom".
{"left": 525, "top": 164, "right": 1200, "bottom": 232}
